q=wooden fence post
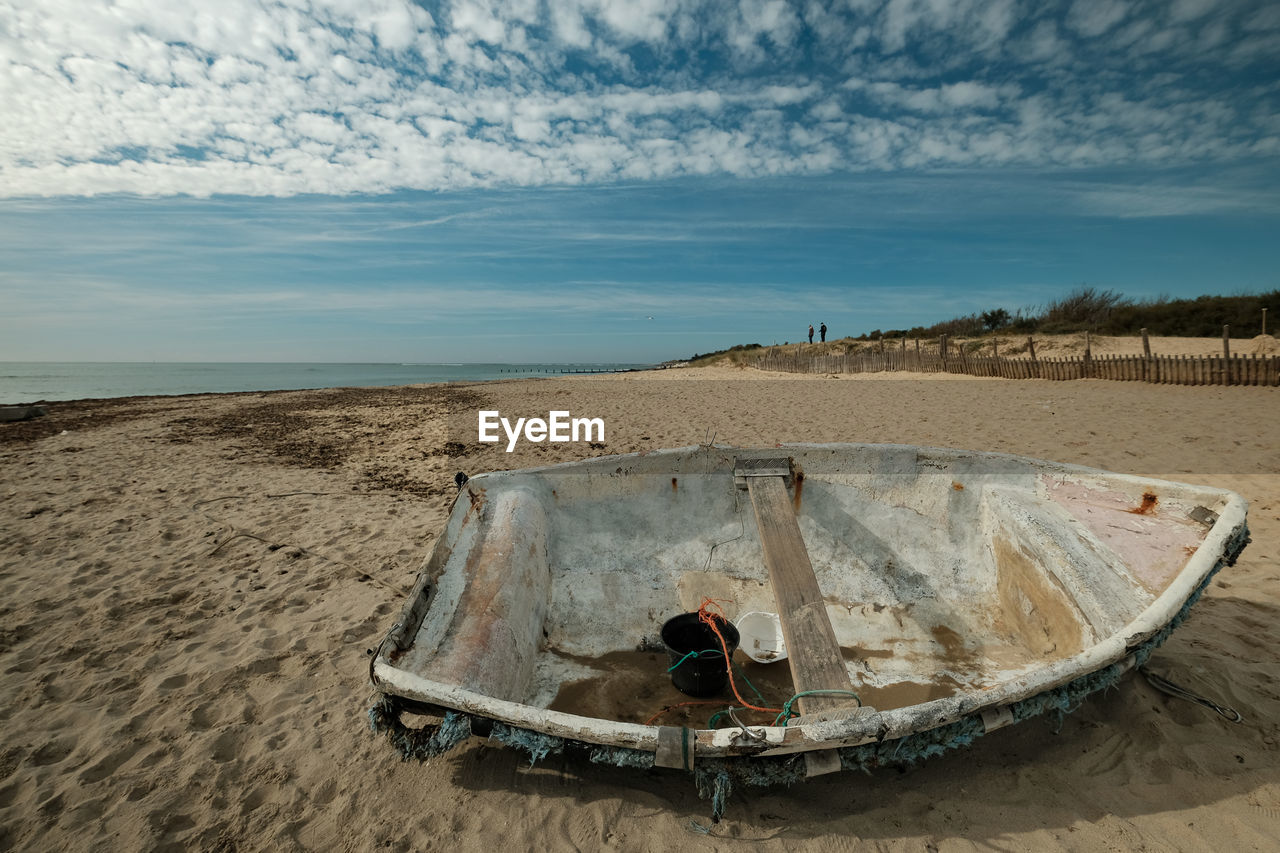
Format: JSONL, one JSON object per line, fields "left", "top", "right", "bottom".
{"left": 1262, "top": 308, "right": 1268, "bottom": 337}
{"left": 1223, "top": 325, "right": 1231, "bottom": 358}
{"left": 1027, "top": 336, "right": 1036, "bottom": 361}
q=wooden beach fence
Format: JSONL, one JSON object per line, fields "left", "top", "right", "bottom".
{"left": 753, "top": 344, "right": 1280, "bottom": 387}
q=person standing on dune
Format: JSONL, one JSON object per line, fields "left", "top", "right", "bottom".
{"left": 820, "top": 322, "right": 827, "bottom": 342}
{"left": 808, "top": 324, "right": 814, "bottom": 344}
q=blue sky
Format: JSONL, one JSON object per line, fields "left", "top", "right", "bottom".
{"left": 1, "top": 0, "right": 1278, "bottom": 363}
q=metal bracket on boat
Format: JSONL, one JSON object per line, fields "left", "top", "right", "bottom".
{"left": 980, "top": 705, "right": 1015, "bottom": 733}
{"left": 805, "top": 749, "right": 842, "bottom": 777}
{"left": 726, "top": 707, "right": 768, "bottom": 745}
{"left": 734, "top": 456, "right": 794, "bottom": 489}
{"left": 654, "top": 726, "right": 696, "bottom": 771}
{"left": 1189, "top": 506, "right": 1219, "bottom": 528}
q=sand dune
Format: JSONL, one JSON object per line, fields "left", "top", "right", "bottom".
{"left": 2, "top": 374, "right": 1278, "bottom": 850}
{"left": 749, "top": 332, "right": 1280, "bottom": 361}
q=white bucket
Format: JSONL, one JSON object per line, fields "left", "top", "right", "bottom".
{"left": 735, "top": 611, "right": 787, "bottom": 663}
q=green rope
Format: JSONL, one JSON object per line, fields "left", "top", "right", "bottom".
{"left": 775, "top": 689, "right": 862, "bottom": 726}
{"left": 708, "top": 687, "right": 865, "bottom": 729}
{"left": 666, "top": 649, "right": 725, "bottom": 672}
{"left": 733, "top": 663, "right": 767, "bottom": 705}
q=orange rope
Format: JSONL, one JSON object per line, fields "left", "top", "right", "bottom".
{"left": 696, "top": 598, "right": 782, "bottom": 715}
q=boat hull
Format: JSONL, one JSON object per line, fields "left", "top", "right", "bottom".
{"left": 371, "top": 443, "right": 1248, "bottom": 765}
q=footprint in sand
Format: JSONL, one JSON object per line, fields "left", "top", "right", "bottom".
{"left": 190, "top": 704, "right": 222, "bottom": 731}
{"left": 29, "top": 737, "right": 76, "bottom": 767}
{"left": 157, "top": 673, "right": 188, "bottom": 692}
{"left": 209, "top": 729, "right": 243, "bottom": 763}
{"left": 311, "top": 778, "right": 337, "bottom": 806}
{"left": 77, "top": 742, "right": 142, "bottom": 784}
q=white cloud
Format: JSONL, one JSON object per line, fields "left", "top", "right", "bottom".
{"left": 1245, "top": 5, "right": 1280, "bottom": 30}
{"left": 0, "top": 0, "right": 1275, "bottom": 198}
{"left": 877, "top": 0, "right": 1018, "bottom": 54}
{"left": 1066, "top": 0, "right": 1130, "bottom": 37}
{"left": 587, "top": 0, "right": 678, "bottom": 43}
{"left": 450, "top": 1, "right": 506, "bottom": 45}
{"left": 1168, "top": 0, "right": 1216, "bottom": 24}
{"left": 550, "top": 4, "right": 593, "bottom": 49}
{"left": 860, "top": 80, "right": 1008, "bottom": 114}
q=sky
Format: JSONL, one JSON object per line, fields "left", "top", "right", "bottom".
{"left": 1, "top": 0, "right": 1278, "bottom": 363}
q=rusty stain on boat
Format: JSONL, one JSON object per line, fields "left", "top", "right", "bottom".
{"left": 1129, "top": 491, "right": 1159, "bottom": 515}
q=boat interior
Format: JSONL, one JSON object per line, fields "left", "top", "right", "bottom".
{"left": 381, "top": 445, "right": 1230, "bottom": 733}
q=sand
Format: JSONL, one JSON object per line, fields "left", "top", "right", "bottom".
{"left": 2, "top": 369, "right": 1279, "bottom": 851}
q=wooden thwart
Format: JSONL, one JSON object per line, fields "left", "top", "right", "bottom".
{"left": 739, "top": 460, "right": 857, "bottom": 776}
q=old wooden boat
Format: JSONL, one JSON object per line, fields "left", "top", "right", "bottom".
{"left": 369, "top": 444, "right": 1248, "bottom": 814}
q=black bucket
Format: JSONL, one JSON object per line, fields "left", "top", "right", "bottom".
{"left": 661, "top": 612, "right": 740, "bottom": 697}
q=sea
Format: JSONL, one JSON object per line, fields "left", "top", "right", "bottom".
{"left": 0, "top": 362, "right": 655, "bottom": 404}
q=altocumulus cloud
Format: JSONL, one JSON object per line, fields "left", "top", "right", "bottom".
{"left": 1, "top": 0, "right": 1277, "bottom": 197}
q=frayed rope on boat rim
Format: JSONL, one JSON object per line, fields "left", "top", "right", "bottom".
{"left": 368, "top": 521, "right": 1248, "bottom": 821}
{"left": 367, "top": 700, "right": 472, "bottom": 761}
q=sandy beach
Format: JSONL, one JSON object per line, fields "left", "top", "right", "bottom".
{"left": 2, "top": 368, "right": 1279, "bottom": 851}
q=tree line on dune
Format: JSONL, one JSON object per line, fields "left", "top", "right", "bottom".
{"left": 860, "top": 287, "right": 1278, "bottom": 342}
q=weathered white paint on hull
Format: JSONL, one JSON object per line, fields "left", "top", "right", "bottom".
{"left": 372, "top": 443, "right": 1247, "bottom": 759}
